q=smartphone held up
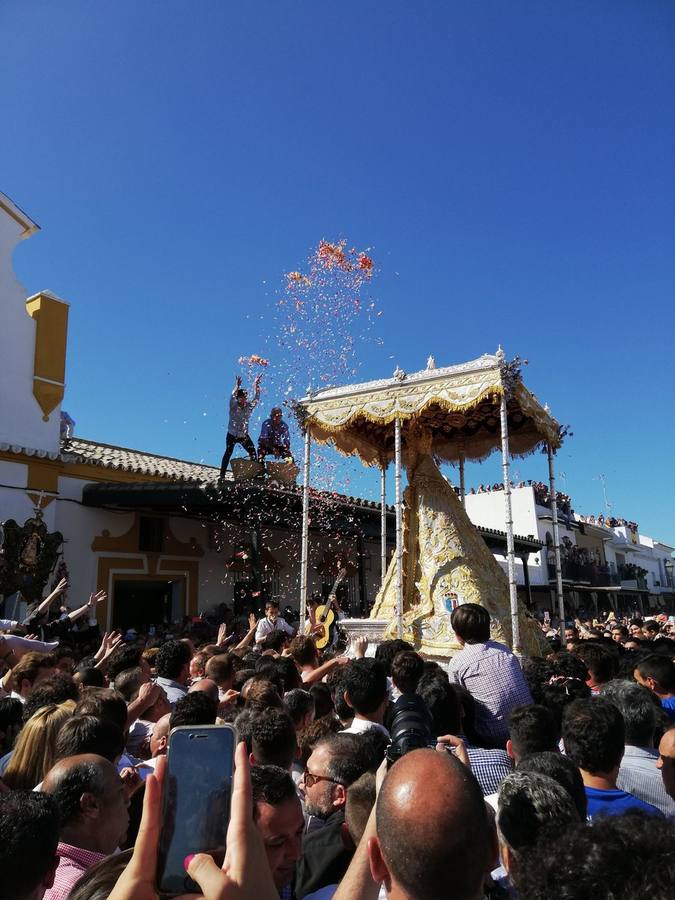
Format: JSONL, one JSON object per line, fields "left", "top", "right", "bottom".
{"left": 156, "top": 724, "right": 236, "bottom": 895}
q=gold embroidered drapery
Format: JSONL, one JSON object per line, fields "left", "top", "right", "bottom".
{"left": 370, "top": 451, "right": 549, "bottom": 657}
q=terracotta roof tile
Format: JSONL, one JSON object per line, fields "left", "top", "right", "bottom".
{"left": 60, "top": 437, "right": 220, "bottom": 484}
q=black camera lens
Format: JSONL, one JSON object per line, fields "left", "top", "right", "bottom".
{"left": 385, "top": 694, "right": 433, "bottom": 767}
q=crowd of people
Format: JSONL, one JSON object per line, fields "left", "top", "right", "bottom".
{"left": 468, "top": 481, "right": 574, "bottom": 518}
{"left": 578, "top": 514, "right": 639, "bottom": 533}
{"left": 1, "top": 584, "right": 675, "bottom": 899}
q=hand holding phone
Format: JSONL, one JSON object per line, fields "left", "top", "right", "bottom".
{"left": 157, "top": 725, "right": 236, "bottom": 895}
{"left": 107, "top": 743, "right": 278, "bottom": 900}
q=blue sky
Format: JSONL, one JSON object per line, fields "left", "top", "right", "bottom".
{"left": 2, "top": 1, "right": 674, "bottom": 542}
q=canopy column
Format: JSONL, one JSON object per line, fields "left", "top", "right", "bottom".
{"left": 299, "top": 428, "right": 311, "bottom": 626}
{"left": 499, "top": 392, "right": 521, "bottom": 655}
{"left": 459, "top": 454, "right": 466, "bottom": 506}
{"left": 380, "top": 462, "right": 387, "bottom": 590}
{"left": 394, "top": 418, "right": 403, "bottom": 639}
{"left": 547, "top": 443, "right": 566, "bottom": 642}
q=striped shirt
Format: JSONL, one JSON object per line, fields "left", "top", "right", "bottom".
{"left": 617, "top": 745, "right": 675, "bottom": 816}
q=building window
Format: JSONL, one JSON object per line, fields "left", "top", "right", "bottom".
{"left": 139, "top": 517, "right": 164, "bottom": 553}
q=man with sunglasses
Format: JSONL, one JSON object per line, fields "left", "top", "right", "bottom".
{"left": 296, "top": 733, "right": 372, "bottom": 898}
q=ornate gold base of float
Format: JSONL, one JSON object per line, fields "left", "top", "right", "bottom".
{"left": 369, "top": 451, "right": 548, "bottom": 659}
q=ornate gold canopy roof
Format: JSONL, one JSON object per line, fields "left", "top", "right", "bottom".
{"left": 298, "top": 353, "right": 561, "bottom": 467}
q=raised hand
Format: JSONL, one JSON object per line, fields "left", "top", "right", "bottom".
{"left": 354, "top": 636, "right": 369, "bottom": 659}
{"left": 94, "top": 630, "right": 123, "bottom": 664}
{"left": 217, "top": 623, "right": 228, "bottom": 646}
{"left": 136, "top": 681, "right": 162, "bottom": 710}
{"left": 220, "top": 689, "right": 240, "bottom": 706}
{"left": 248, "top": 613, "right": 257, "bottom": 631}
{"left": 88, "top": 590, "right": 107, "bottom": 610}
{"left": 435, "top": 734, "right": 471, "bottom": 769}
{"left": 53, "top": 577, "right": 68, "bottom": 596}
{"left": 119, "top": 766, "right": 144, "bottom": 798}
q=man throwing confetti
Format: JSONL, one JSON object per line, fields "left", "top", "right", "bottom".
{"left": 220, "top": 373, "right": 261, "bottom": 477}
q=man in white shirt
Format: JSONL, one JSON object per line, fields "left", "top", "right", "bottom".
{"left": 153, "top": 640, "right": 191, "bottom": 708}
{"left": 255, "top": 600, "right": 295, "bottom": 646}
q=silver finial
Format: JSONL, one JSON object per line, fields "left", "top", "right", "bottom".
{"left": 496, "top": 345, "right": 505, "bottom": 361}
{"left": 393, "top": 366, "right": 407, "bottom": 382}
{"left": 426, "top": 355, "right": 436, "bottom": 370}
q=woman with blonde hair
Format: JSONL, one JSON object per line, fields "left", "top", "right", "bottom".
{"left": 3, "top": 699, "right": 75, "bottom": 790}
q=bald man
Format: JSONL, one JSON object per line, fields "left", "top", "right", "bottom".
{"left": 657, "top": 727, "right": 675, "bottom": 802}
{"left": 333, "top": 749, "right": 494, "bottom": 900}
{"left": 146, "top": 713, "right": 172, "bottom": 768}
{"left": 189, "top": 677, "right": 220, "bottom": 704}
{"left": 42, "top": 754, "right": 130, "bottom": 900}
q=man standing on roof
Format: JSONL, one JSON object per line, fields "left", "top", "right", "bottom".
{"left": 220, "top": 373, "right": 261, "bottom": 478}
{"left": 258, "top": 406, "right": 292, "bottom": 463}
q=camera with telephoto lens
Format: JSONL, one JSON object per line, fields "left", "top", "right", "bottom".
{"left": 385, "top": 693, "right": 434, "bottom": 767}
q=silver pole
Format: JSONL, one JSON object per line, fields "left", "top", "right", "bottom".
{"left": 380, "top": 463, "right": 387, "bottom": 591}
{"left": 499, "top": 393, "right": 521, "bottom": 654}
{"left": 394, "top": 418, "right": 404, "bottom": 639}
{"left": 459, "top": 454, "right": 466, "bottom": 506}
{"left": 547, "top": 443, "right": 566, "bottom": 643}
{"left": 299, "top": 428, "right": 311, "bottom": 625}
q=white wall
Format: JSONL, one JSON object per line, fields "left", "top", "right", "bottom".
{"left": 0, "top": 460, "right": 35, "bottom": 524}
{"left": 0, "top": 203, "right": 61, "bottom": 453}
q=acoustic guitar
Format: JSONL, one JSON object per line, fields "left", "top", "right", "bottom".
{"left": 314, "top": 567, "right": 347, "bottom": 650}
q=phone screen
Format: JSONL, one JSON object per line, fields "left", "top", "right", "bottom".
{"left": 157, "top": 725, "right": 236, "bottom": 895}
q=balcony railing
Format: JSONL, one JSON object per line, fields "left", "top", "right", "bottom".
{"left": 548, "top": 561, "right": 648, "bottom": 590}
{"left": 548, "top": 561, "right": 619, "bottom": 587}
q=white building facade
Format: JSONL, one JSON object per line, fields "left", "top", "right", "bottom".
{"left": 465, "top": 483, "right": 674, "bottom": 616}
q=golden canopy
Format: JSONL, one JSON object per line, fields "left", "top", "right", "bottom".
{"left": 298, "top": 353, "right": 561, "bottom": 467}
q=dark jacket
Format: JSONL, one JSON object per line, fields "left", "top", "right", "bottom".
{"left": 294, "top": 809, "right": 352, "bottom": 899}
